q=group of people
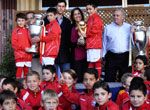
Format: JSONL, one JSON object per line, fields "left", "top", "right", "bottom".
{"left": 0, "top": 0, "right": 150, "bottom": 110}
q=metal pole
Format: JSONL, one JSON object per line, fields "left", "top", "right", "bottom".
{"left": 66, "top": 0, "right": 69, "bottom": 9}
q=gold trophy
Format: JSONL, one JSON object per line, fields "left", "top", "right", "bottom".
{"left": 77, "top": 21, "right": 87, "bottom": 45}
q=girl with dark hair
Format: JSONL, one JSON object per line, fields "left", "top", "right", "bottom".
{"left": 70, "top": 7, "right": 88, "bottom": 83}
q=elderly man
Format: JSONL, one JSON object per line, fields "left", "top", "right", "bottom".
{"left": 102, "top": 8, "right": 131, "bottom": 82}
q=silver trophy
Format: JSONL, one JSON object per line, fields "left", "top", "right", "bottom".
{"left": 29, "top": 14, "right": 44, "bottom": 53}
{"left": 132, "top": 21, "right": 147, "bottom": 55}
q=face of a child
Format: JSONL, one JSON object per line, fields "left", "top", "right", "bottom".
{"left": 86, "top": 5, "right": 97, "bottom": 16}
{"left": 94, "top": 87, "right": 111, "bottom": 106}
{"left": 83, "top": 73, "right": 97, "bottom": 90}
{"left": 2, "top": 84, "right": 17, "bottom": 94}
{"left": 56, "top": 2, "right": 66, "bottom": 15}
{"left": 123, "top": 77, "right": 133, "bottom": 92}
{"left": 43, "top": 69, "right": 55, "bottom": 82}
{"left": 135, "top": 59, "right": 145, "bottom": 72}
{"left": 47, "top": 13, "right": 57, "bottom": 22}
{"left": 26, "top": 13, "right": 35, "bottom": 25}
{"left": 2, "top": 98, "right": 16, "bottom": 110}
{"left": 17, "top": 18, "right": 26, "bottom": 27}
{"left": 63, "top": 72, "right": 75, "bottom": 88}
{"left": 26, "top": 75, "right": 40, "bottom": 92}
{"left": 130, "top": 90, "right": 147, "bottom": 108}
{"left": 73, "top": 10, "right": 82, "bottom": 23}
{"left": 43, "top": 98, "right": 58, "bottom": 110}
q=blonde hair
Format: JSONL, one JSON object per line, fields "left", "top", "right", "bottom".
{"left": 63, "top": 69, "right": 77, "bottom": 80}
{"left": 26, "top": 71, "right": 40, "bottom": 80}
{"left": 121, "top": 73, "right": 134, "bottom": 84}
{"left": 42, "top": 89, "right": 59, "bottom": 103}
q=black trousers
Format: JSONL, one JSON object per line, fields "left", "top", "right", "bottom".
{"left": 104, "top": 51, "right": 131, "bottom": 82}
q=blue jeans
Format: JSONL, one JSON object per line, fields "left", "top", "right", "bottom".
{"left": 55, "top": 63, "right": 70, "bottom": 79}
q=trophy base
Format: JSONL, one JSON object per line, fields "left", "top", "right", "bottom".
{"left": 29, "top": 44, "right": 38, "bottom": 53}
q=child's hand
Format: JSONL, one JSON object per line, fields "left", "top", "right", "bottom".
{"left": 25, "top": 48, "right": 31, "bottom": 53}
{"left": 32, "top": 37, "right": 40, "bottom": 43}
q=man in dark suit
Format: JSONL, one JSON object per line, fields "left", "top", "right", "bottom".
{"left": 44, "top": 0, "right": 71, "bottom": 78}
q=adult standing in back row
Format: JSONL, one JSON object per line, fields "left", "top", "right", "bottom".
{"left": 55, "top": 0, "right": 72, "bottom": 78}
{"left": 102, "top": 8, "right": 131, "bottom": 82}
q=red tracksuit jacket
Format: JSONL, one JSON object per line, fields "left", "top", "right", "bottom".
{"left": 86, "top": 13, "right": 103, "bottom": 49}
{"left": 20, "top": 88, "right": 43, "bottom": 110}
{"left": 94, "top": 100, "right": 119, "bottom": 110}
{"left": 122, "top": 101, "right": 150, "bottom": 110}
{"left": 17, "top": 98, "right": 32, "bottom": 110}
{"left": 61, "top": 84, "right": 95, "bottom": 110}
{"left": 11, "top": 27, "right": 32, "bottom": 62}
{"left": 40, "top": 81, "right": 79, "bottom": 110}
{"left": 116, "top": 89, "right": 129, "bottom": 109}
{"left": 132, "top": 70, "right": 142, "bottom": 77}
{"left": 40, "top": 20, "right": 61, "bottom": 58}
{"left": 144, "top": 80, "right": 150, "bottom": 101}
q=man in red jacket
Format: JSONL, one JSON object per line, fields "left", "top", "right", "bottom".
{"left": 81, "top": 1, "right": 103, "bottom": 79}
{"left": 32, "top": 8, "right": 61, "bottom": 66}
{"left": 11, "top": 13, "right": 32, "bottom": 79}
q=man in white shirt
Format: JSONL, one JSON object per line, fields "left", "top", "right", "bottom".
{"left": 102, "top": 8, "right": 131, "bottom": 82}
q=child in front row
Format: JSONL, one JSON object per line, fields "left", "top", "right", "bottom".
{"left": 93, "top": 80, "right": 119, "bottom": 110}
{"left": 0, "top": 90, "right": 20, "bottom": 110}
{"left": 20, "top": 71, "right": 43, "bottom": 110}
{"left": 2, "top": 78, "right": 32, "bottom": 110}
{"left": 11, "top": 13, "right": 32, "bottom": 79}
{"left": 122, "top": 81, "right": 150, "bottom": 110}
{"left": 32, "top": 7, "right": 61, "bottom": 66}
{"left": 60, "top": 68, "right": 99, "bottom": 110}
{"left": 116, "top": 73, "right": 134, "bottom": 109}
{"left": 133, "top": 55, "right": 148, "bottom": 77}
{"left": 39, "top": 89, "right": 62, "bottom": 110}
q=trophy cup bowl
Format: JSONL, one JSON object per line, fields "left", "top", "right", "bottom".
{"left": 132, "top": 21, "right": 147, "bottom": 55}
{"left": 29, "top": 14, "right": 43, "bottom": 53}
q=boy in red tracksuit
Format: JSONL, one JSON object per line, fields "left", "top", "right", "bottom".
{"left": 39, "top": 89, "right": 62, "bottom": 110}
{"left": 41, "top": 65, "right": 78, "bottom": 110}
{"left": 122, "top": 81, "right": 150, "bottom": 110}
{"left": 60, "top": 68, "right": 99, "bottom": 110}
{"left": 2, "top": 78, "right": 32, "bottom": 110}
{"left": 116, "top": 73, "right": 134, "bottom": 109}
{"left": 93, "top": 80, "right": 119, "bottom": 110}
{"left": 132, "top": 55, "right": 148, "bottom": 77}
{"left": 20, "top": 71, "right": 43, "bottom": 110}
{"left": 83, "top": 1, "right": 103, "bottom": 79}
{"left": 32, "top": 8, "right": 61, "bottom": 66}
{"left": 11, "top": 13, "right": 32, "bottom": 79}
{"left": 0, "top": 90, "right": 23, "bottom": 110}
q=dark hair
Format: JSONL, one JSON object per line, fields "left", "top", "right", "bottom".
{"left": 63, "top": 69, "right": 77, "bottom": 80}
{"left": 93, "top": 80, "right": 110, "bottom": 93}
{"left": 0, "top": 90, "right": 17, "bottom": 105}
{"left": 130, "top": 77, "right": 144, "bottom": 85}
{"left": 16, "top": 13, "right": 26, "bottom": 21}
{"left": 57, "top": 0, "right": 67, "bottom": 7}
{"left": 86, "top": 1, "right": 97, "bottom": 8}
{"left": 26, "top": 71, "right": 40, "bottom": 80}
{"left": 144, "top": 67, "right": 150, "bottom": 81}
{"left": 129, "top": 82, "right": 147, "bottom": 96}
{"left": 135, "top": 55, "right": 148, "bottom": 65}
{"left": 70, "top": 7, "right": 84, "bottom": 27}
{"left": 46, "top": 7, "right": 58, "bottom": 15}
{"left": 42, "top": 65, "right": 56, "bottom": 74}
{"left": 84, "top": 68, "right": 98, "bottom": 80}
{"left": 2, "top": 78, "right": 23, "bottom": 94}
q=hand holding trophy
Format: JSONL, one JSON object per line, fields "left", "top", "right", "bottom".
{"left": 77, "top": 21, "right": 87, "bottom": 46}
